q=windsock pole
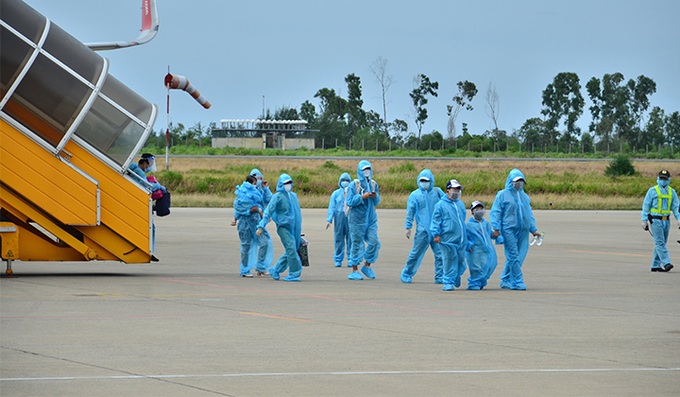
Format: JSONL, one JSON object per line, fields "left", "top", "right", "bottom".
{"left": 163, "top": 69, "right": 211, "bottom": 170}
{"left": 165, "top": 66, "right": 170, "bottom": 171}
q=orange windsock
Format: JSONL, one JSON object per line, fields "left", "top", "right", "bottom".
{"left": 164, "top": 73, "right": 211, "bottom": 109}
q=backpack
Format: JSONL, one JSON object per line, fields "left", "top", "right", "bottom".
{"left": 343, "top": 179, "right": 377, "bottom": 216}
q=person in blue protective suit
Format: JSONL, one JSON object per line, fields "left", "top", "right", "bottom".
{"left": 345, "top": 160, "right": 381, "bottom": 280}
{"left": 326, "top": 172, "right": 353, "bottom": 268}
{"left": 256, "top": 174, "right": 303, "bottom": 282}
{"left": 401, "top": 169, "right": 445, "bottom": 284}
{"left": 231, "top": 168, "right": 274, "bottom": 226}
{"left": 233, "top": 175, "right": 274, "bottom": 277}
{"left": 431, "top": 179, "right": 468, "bottom": 291}
{"left": 641, "top": 169, "right": 680, "bottom": 272}
{"left": 128, "top": 155, "right": 165, "bottom": 260}
{"left": 490, "top": 169, "right": 542, "bottom": 290}
{"left": 250, "top": 168, "right": 273, "bottom": 207}
{"left": 465, "top": 201, "right": 498, "bottom": 290}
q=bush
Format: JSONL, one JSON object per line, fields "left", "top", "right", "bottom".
{"left": 604, "top": 155, "right": 636, "bottom": 177}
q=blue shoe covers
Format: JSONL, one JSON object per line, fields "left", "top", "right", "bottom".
{"left": 361, "top": 266, "right": 376, "bottom": 279}
{"left": 334, "top": 262, "right": 342, "bottom": 268}
{"left": 500, "top": 281, "right": 512, "bottom": 289}
{"left": 270, "top": 270, "right": 280, "bottom": 281}
{"left": 511, "top": 283, "right": 526, "bottom": 290}
{"left": 442, "top": 284, "right": 454, "bottom": 291}
{"left": 434, "top": 278, "right": 443, "bottom": 284}
{"left": 400, "top": 274, "right": 412, "bottom": 284}
{"left": 467, "top": 285, "right": 481, "bottom": 290}
{"left": 348, "top": 271, "right": 364, "bottom": 280}
{"left": 283, "top": 276, "right": 301, "bottom": 282}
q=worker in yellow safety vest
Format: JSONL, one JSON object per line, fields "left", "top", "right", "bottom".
{"left": 641, "top": 169, "right": 680, "bottom": 272}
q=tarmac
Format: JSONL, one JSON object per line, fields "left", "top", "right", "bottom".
{"left": 1, "top": 208, "right": 679, "bottom": 397}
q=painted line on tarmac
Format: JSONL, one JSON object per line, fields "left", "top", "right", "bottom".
{"left": 240, "top": 311, "right": 311, "bottom": 323}
{"left": 569, "top": 249, "right": 647, "bottom": 257}
{"left": 3, "top": 367, "right": 679, "bottom": 382}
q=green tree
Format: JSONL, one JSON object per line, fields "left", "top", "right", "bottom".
{"left": 273, "top": 106, "right": 300, "bottom": 121}
{"left": 625, "top": 75, "right": 657, "bottom": 149}
{"left": 446, "top": 80, "right": 478, "bottom": 140}
{"left": 345, "top": 73, "right": 366, "bottom": 139}
{"left": 315, "top": 88, "right": 347, "bottom": 121}
{"left": 581, "top": 132, "right": 594, "bottom": 153}
{"left": 666, "top": 111, "right": 680, "bottom": 148}
{"left": 390, "top": 118, "right": 408, "bottom": 142}
{"left": 627, "top": 75, "right": 657, "bottom": 129}
{"left": 645, "top": 106, "right": 665, "bottom": 150}
{"left": 300, "top": 100, "right": 317, "bottom": 124}
{"left": 586, "top": 73, "right": 628, "bottom": 150}
{"left": 409, "top": 74, "right": 439, "bottom": 141}
{"left": 541, "top": 72, "right": 584, "bottom": 146}
{"left": 421, "top": 130, "right": 444, "bottom": 150}
{"left": 515, "top": 117, "right": 546, "bottom": 151}
{"left": 314, "top": 88, "right": 348, "bottom": 147}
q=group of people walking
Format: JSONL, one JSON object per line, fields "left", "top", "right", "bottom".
{"left": 231, "top": 160, "right": 679, "bottom": 288}
{"left": 232, "top": 161, "right": 546, "bottom": 290}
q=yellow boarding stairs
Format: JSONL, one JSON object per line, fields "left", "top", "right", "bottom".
{"left": 0, "top": 0, "right": 159, "bottom": 275}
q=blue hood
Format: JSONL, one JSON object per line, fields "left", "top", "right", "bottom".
{"left": 357, "top": 160, "right": 373, "bottom": 180}
{"left": 250, "top": 168, "right": 264, "bottom": 179}
{"left": 276, "top": 173, "right": 293, "bottom": 192}
{"left": 504, "top": 168, "right": 526, "bottom": 190}
{"left": 338, "top": 172, "right": 352, "bottom": 188}
{"left": 417, "top": 169, "right": 435, "bottom": 191}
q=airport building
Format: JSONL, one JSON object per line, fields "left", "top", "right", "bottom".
{"left": 211, "top": 119, "right": 316, "bottom": 150}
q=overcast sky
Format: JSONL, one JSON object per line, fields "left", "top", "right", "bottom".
{"left": 26, "top": 0, "right": 680, "bottom": 139}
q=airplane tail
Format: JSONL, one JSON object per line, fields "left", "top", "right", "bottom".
{"left": 86, "top": 0, "right": 159, "bottom": 51}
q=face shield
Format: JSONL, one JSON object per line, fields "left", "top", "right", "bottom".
{"left": 145, "top": 155, "right": 157, "bottom": 173}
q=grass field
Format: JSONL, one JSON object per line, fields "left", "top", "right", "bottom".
{"left": 150, "top": 157, "right": 680, "bottom": 210}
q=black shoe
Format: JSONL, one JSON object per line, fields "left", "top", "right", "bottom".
{"left": 151, "top": 255, "right": 159, "bottom": 262}
{"left": 651, "top": 267, "right": 662, "bottom": 272}
{"left": 662, "top": 264, "right": 674, "bottom": 272}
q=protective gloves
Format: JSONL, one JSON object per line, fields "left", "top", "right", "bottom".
{"left": 326, "top": 222, "right": 331, "bottom": 230}
{"left": 405, "top": 229, "right": 411, "bottom": 239}
{"left": 256, "top": 228, "right": 263, "bottom": 237}
{"left": 641, "top": 220, "right": 649, "bottom": 231}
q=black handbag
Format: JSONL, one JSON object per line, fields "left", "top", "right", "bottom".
{"left": 298, "top": 237, "right": 309, "bottom": 267}
{"left": 154, "top": 190, "right": 171, "bottom": 217}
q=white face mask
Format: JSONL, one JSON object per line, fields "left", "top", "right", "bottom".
{"left": 449, "top": 190, "right": 461, "bottom": 200}
{"left": 363, "top": 169, "right": 371, "bottom": 178}
{"left": 473, "top": 209, "right": 485, "bottom": 220}
{"left": 341, "top": 181, "right": 350, "bottom": 189}
{"left": 512, "top": 181, "right": 524, "bottom": 191}
{"left": 419, "top": 182, "right": 430, "bottom": 190}
{"left": 284, "top": 183, "right": 292, "bottom": 192}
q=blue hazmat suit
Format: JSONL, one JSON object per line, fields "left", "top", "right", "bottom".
{"left": 490, "top": 168, "right": 537, "bottom": 289}
{"left": 326, "top": 172, "right": 352, "bottom": 265}
{"left": 430, "top": 194, "right": 467, "bottom": 288}
{"left": 257, "top": 174, "right": 303, "bottom": 279}
{"left": 234, "top": 181, "right": 274, "bottom": 276}
{"left": 128, "top": 162, "right": 165, "bottom": 253}
{"left": 465, "top": 216, "right": 498, "bottom": 289}
{"left": 401, "top": 169, "right": 445, "bottom": 283}
{"left": 641, "top": 177, "right": 680, "bottom": 269}
{"left": 346, "top": 160, "right": 381, "bottom": 267}
{"left": 250, "top": 168, "right": 273, "bottom": 208}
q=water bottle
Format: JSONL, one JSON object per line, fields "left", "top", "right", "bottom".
{"left": 530, "top": 232, "right": 544, "bottom": 246}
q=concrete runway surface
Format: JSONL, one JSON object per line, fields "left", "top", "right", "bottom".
{"left": 1, "top": 208, "right": 679, "bottom": 397}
